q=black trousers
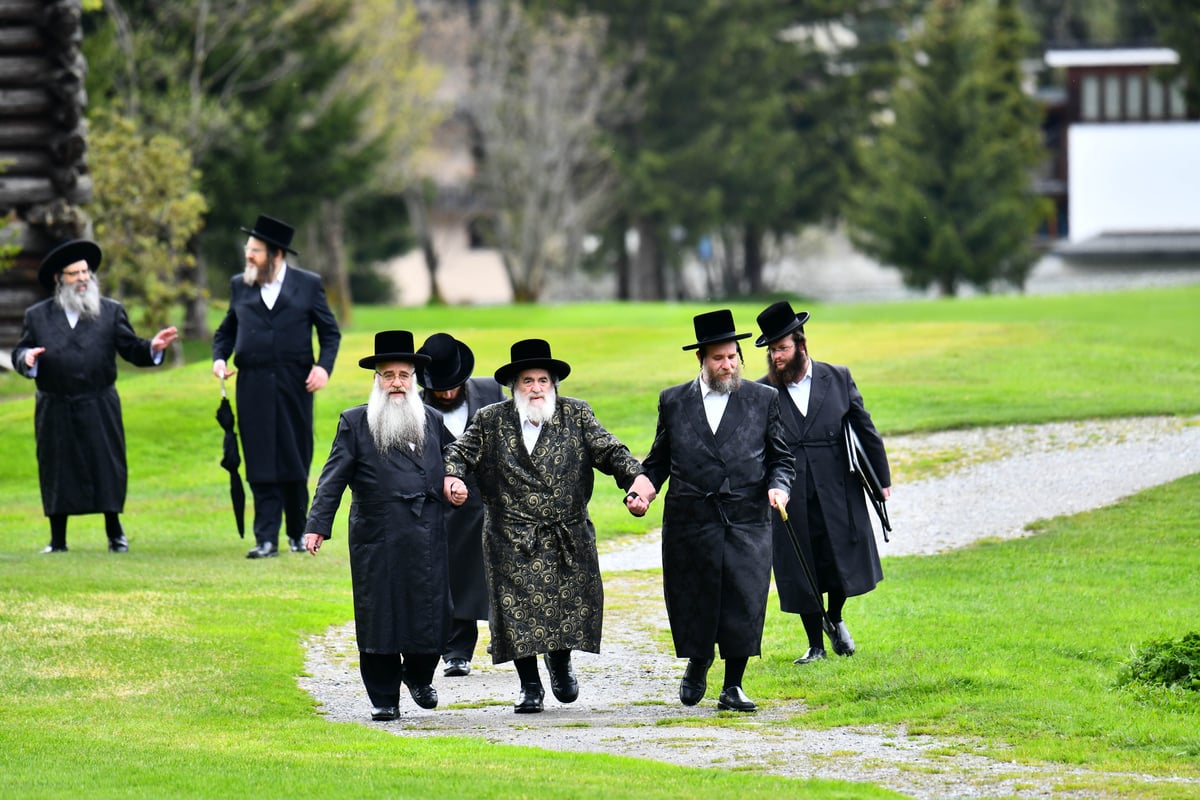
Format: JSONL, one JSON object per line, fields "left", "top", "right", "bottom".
{"left": 443, "top": 618, "right": 480, "bottom": 662}
{"left": 249, "top": 480, "right": 308, "bottom": 546}
{"left": 358, "top": 652, "right": 439, "bottom": 708}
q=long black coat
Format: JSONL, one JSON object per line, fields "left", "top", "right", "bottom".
{"left": 426, "top": 377, "right": 506, "bottom": 622}
{"left": 12, "top": 297, "right": 161, "bottom": 515}
{"left": 760, "top": 360, "right": 889, "bottom": 613}
{"left": 305, "top": 405, "right": 453, "bottom": 654}
{"left": 444, "top": 396, "right": 644, "bottom": 664}
{"left": 211, "top": 266, "right": 341, "bottom": 483}
{"left": 641, "top": 378, "right": 794, "bottom": 660}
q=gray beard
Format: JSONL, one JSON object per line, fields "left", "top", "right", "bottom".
{"left": 367, "top": 381, "right": 427, "bottom": 454}
{"left": 241, "top": 264, "right": 259, "bottom": 285}
{"left": 56, "top": 279, "right": 101, "bottom": 320}
{"left": 514, "top": 385, "right": 557, "bottom": 425}
{"left": 703, "top": 363, "right": 742, "bottom": 394}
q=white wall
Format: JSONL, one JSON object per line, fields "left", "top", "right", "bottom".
{"left": 1068, "top": 123, "right": 1200, "bottom": 242}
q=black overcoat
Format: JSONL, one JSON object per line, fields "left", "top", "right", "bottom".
{"left": 305, "top": 405, "right": 452, "bottom": 654}
{"left": 211, "top": 266, "right": 341, "bottom": 483}
{"left": 759, "top": 360, "right": 889, "bottom": 613}
{"left": 444, "top": 396, "right": 644, "bottom": 664}
{"left": 12, "top": 297, "right": 160, "bottom": 515}
{"left": 431, "top": 377, "right": 506, "bottom": 622}
{"left": 641, "top": 378, "right": 794, "bottom": 660}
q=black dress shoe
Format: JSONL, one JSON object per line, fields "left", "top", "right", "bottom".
{"left": 717, "top": 685, "right": 757, "bottom": 712}
{"left": 371, "top": 706, "right": 399, "bottom": 721}
{"left": 407, "top": 683, "right": 438, "bottom": 709}
{"left": 543, "top": 652, "right": 579, "bottom": 703}
{"left": 514, "top": 682, "right": 544, "bottom": 713}
{"left": 246, "top": 541, "right": 279, "bottom": 559}
{"left": 108, "top": 535, "right": 129, "bottom": 553}
{"left": 288, "top": 537, "right": 305, "bottom": 553}
{"left": 443, "top": 657, "right": 471, "bottom": 677}
{"left": 679, "top": 658, "right": 712, "bottom": 706}
{"left": 794, "top": 646, "right": 827, "bottom": 665}
{"left": 40, "top": 545, "right": 68, "bottom": 554}
{"left": 823, "top": 618, "right": 856, "bottom": 656}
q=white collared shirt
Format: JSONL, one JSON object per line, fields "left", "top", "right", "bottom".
{"left": 698, "top": 373, "right": 731, "bottom": 434}
{"left": 786, "top": 358, "right": 814, "bottom": 416}
{"left": 260, "top": 262, "right": 288, "bottom": 309}
{"left": 521, "top": 417, "right": 542, "bottom": 453}
{"left": 442, "top": 403, "right": 469, "bottom": 439}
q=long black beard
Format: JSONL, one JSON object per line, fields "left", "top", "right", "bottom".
{"left": 768, "top": 349, "right": 807, "bottom": 386}
{"left": 56, "top": 279, "right": 101, "bottom": 320}
{"left": 367, "top": 382, "right": 427, "bottom": 454}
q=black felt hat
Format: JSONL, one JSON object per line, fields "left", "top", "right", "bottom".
{"left": 38, "top": 239, "right": 102, "bottom": 290}
{"left": 358, "top": 330, "right": 431, "bottom": 370}
{"left": 416, "top": 333, "right": 475, "bottom": 390}
{"left": 493, "top": 339, "right": 571, "bottom": 385}
{"left": 240, "top": 214, "right": 298, "bottom": 254}
{"left": 682, "top": 309, "right": 752, "bottom": 351}
{"left": 754, "top": 301, "right": 811, "bottom": 347}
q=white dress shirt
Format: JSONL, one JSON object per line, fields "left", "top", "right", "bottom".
{"left": 786, "top": 358, "right": 814, "bottom": 416}
{"left": 441, "top": 403, "right": 469, "bottom": 439}
{"left": 260, "top": 263, "right": 287, "bottom": 309}
{"left": 698, "top": 373, "right": 731, "bottom": 434}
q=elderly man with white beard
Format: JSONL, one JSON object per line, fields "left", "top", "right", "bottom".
{"left": 302, "top": 330, "right": 453, "bottom": 722}
{"left": 12, "top": 239, "right": 178, "bottom": 554}
{"left": 443, "top": 338, "right": 655, "bottom": 714}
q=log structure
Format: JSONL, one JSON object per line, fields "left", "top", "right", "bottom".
{"left": 0, "top": 0, "right": 91, "bottom": 363}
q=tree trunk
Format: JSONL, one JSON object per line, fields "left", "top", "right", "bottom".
{"left": 183, "top": 248, "right": 209, "bottom": 341}
{"left": 319, "top": 198, "right": 353, "bottom": 325}
{"left": 743, "top": 223, "right": 764, "bottom": 296}
{"left": 632, "top": 217, "right": 662, "bottom": 300}
{"left": 404, "top": 185, "right": 441, "bottom": 304}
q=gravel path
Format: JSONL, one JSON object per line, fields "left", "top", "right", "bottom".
{"left": 299, "top": 415, "right": 1200, "bottom": 799}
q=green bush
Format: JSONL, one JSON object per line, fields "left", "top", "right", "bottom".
{"left": 1117, "top": 631, "right": 1200, "bottom": 691}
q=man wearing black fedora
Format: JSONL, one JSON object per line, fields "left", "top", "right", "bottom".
{"left": 12, "top": 239, "right": 179, "bottom": 553}
{"left": 443, "top": 338, "right": 655, "bottom": 713}
{"left": 303, "top": 330, "right": 454, "bottom": 721}
{"left": 641, "top": 309, "right": 794, "bottom": 712}
{"left": 416, "top": 332, "right": 505, "bottom": 678}
{"left": 213, "top": 214, "right": 341, "bottom": 559}
{"left": 754, "top": 300, "right": 891, "bottom": 665}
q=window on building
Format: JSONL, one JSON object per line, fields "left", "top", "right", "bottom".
{"left": 1147, "top": 79, "right": 1165, "bottom": 119}
{"left": 1103, "top": 74, "right": 1122, "bottom": 120}
{"left": 1081, "top": 74, "right": 1100, "bottom": 121}
{"left": 1169, "top": 79, "right": 1187, "bottom": 119}
{"left": 1125, "top": 74, "right": 1143, "bottom": 120}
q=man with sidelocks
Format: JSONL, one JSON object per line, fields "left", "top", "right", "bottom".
{"left": 443, "top": 338, "right": 654, "bottom": 713}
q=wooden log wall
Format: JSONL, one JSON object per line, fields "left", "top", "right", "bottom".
{"left": 0, "top": 0, "right": 91, "bottom": 363}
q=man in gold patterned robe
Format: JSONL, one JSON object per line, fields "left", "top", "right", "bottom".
{"left": 443, "top": 338, "right": 655, "bottom": 714}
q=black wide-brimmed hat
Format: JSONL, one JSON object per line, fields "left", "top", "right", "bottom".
{"left": 358, "top": 330, "right": 431, "bottom": 370}
{"left": 754, "top": 301, "right": 811, "bottom": 347}
{"left": 240, "top": 214, "right": 298, "bottom": 254}
{"left": 494, "top": 338, "right": 571, "bottom": 385}
{"left": 416, "top": 333, "right": 475, "bottom": 391}
{"left": 38, "top": 239, "right": 102, "bottom": 290}
{"left": 682, "top": 309, "right": 752, "bottom": 351}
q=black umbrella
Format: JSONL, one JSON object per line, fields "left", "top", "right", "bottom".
{"left": 215, "top": 377, "right": 246, "bottom": 537}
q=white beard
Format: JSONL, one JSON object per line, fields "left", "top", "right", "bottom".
{"left": 703, "top": 362, "right": 742, "bottom": 394}
{"left": 241, "top": 264, "right": 259, "bottom": 285}
{"left": 514, "top": 385, "right": 557, "bottom": 425}
{"left": 367, "top": 380, "right": 427, "bottom": 454}
{"left": 56, "top": 279, "right": 101, "bottom": 320}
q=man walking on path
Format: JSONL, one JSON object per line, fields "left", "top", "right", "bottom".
{"left": 641, "top": 309, "right": 793, "bottom": 712}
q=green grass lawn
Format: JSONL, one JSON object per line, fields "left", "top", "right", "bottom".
{"left": 1, "top": 286, "right": 1197, "bottom": 798}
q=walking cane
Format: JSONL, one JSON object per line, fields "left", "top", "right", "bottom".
{"left": 776, "top": 504, "right": 838, "bottom": 638}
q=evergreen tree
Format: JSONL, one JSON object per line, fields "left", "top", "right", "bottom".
{"left": 1144, "top": 0, "right": 1200, "bottom": 111}
{"left": 848, "top": 0, "right": 1047, "bottom": 295}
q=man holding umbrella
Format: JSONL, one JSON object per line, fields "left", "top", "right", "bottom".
{"left": 303, "top": 331, "right": 453, "bottom": 722}
{"left": 641, "top": 310, "right": 793, "bottom": 713}
{"left": 11, "top": 239, "right": 178, "bottom": 553}
{"left": 416, "top": 332, "right": 505, "bottom": 678}
{"left": 753, "top": 300, "right": 891, "bottom": 664}
{"left": 212, "top": 215, "right": 341, "bottom": 559}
